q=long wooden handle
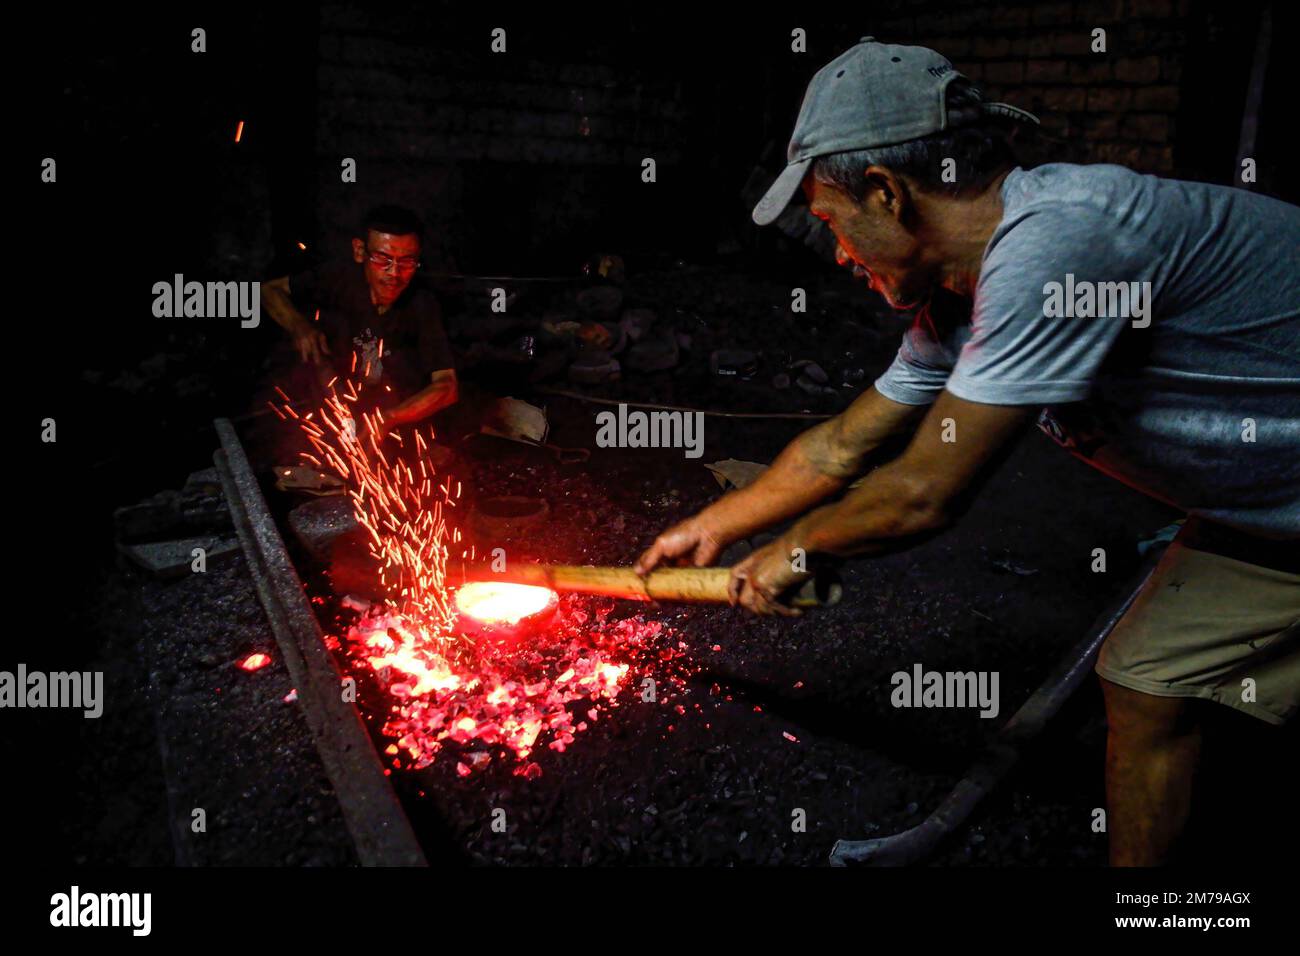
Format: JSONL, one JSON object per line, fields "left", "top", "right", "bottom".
{"left": 464, "top": 564, "right": 841, "bottom": 608}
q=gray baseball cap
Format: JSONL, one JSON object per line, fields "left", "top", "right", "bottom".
{"left": 752, "top": 37, "right": 1038, "bottom": 225}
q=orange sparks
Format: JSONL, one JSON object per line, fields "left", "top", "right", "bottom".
{"left": 271, "top": 355, "right": 461, "bottom": 644}
{"left": 234, "top": 120, "right": 245, "bottom": 142}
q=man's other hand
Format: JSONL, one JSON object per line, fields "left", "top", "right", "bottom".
{"left": 726, "top": 538, "right": 809, "bottom": 617}
{"left": 634, "top": 515, "right": 726, "bottom": 575}
{"left": 295, "top": 328, "right": 330, "bottom": 365}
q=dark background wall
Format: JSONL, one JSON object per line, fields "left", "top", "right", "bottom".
{"left": 25, "top": 0, "right": 1288, "bottom": 511}
{"left": 287, "top": 1, "right": 1286, "bottom": 276}
{"left": 37, "top": 2, "right": 1286, "bottom": 282}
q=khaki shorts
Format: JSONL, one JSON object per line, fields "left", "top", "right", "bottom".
{"left": 1096, "top": 521, "right": 1300, "bottom": 725}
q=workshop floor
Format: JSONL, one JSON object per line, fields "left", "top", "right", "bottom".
{"left": 29, "top": 264, "right": 1296, "bottom": 867}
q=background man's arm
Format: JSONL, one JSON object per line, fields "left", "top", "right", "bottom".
{"left": 263, "top": 275, "right": 330, "bottom": 364}
{"left": 384, "top": 368, "right": 459, "bottom": 425}
{"left": 635, "top": 386, "right": 929, "bottom": 572}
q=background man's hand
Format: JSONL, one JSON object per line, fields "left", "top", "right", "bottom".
{"left": 294, "top": 328, "right": 330, "bottom": 365}
{"left": 726, "top": 537, "right": 810, "bottom": 616}
{"left": 634, "top": 514, "right": 727, "bottom": 575}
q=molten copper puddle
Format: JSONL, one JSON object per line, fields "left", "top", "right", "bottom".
{"left": 454, "top": 581, "right": 559, "bottom": 641}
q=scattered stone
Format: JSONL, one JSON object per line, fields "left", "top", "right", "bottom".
{"left": 288, "top": 497, "right": 359, "bottom": 562}
{"left": 584, "top": 253, "right": 625, "bottom": 284}
{"left": 114, "top": 490, "right": 182, "bottom": 541}
{"left": 619, "top": 308, "right": 656, "bottom": 341}
{"left": 274, "top": 466, "right": 346, "bottom": 496}
{"left": 577, "top": 321, "right": 614, "bottom": 350}
{"left": 624, "top": 332, "right": 679, "bottom": 372}
{"left": 328, "top": 530, "right": 388, "bottom": 600}
{"left": 795, "top": 375, "right": 822, "bottom": 395}
{"left": 118, "top": 536, "right": 240, "bottom": 578}
{"left": 481, "top": 396, "right": 550, "bottom": 444}
{"left": 576, "top": 285, "right": 624, "bottom": 320}
{"left": 704, "top": 459, "right": 768, "bottom": 491}
{"left": 792, "top": 360, "right": 829, "bottom": 384}
{"left": 116, "top": 484, "right": 233, "bottom": 543}
{"left": 183, "top": 467, "right": 223, "bottom": 495}
{"left": 604, "top": 323, "right": 628, "bottom": 354}
{"left": 529, "top": 348, "right": 573, "bottom": 383}
{"left": 567, "top": 351, "right": 620, "bottom": 385}
{"left": 541, "top": 319, "right": 581, "bottom": 339}
{"left": 710, "top": 349, "right": 758, "bottom": 379}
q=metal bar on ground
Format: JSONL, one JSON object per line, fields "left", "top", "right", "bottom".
{"left": 214, "top": 418, "right": 427, "bottom": 867}
{"left": 829, "top": 543, "right": 1167, "bottom": 867}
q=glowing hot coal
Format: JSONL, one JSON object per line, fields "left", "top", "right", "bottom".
{"left": 455, "top": 582, "right": 557, "bottom": 626}
{"left": 238, "top": 653, "right": 271, "bottom": 672}
{"left": 273, "top": 360, "right": 692, "bottom": 778}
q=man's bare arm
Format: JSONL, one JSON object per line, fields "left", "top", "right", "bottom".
{"left": 788, "top": 390, "right": 1033, "bottom": 557}
{"left": 635, "top": 386, "right": 928, "bottom": 572}
{"left": 263, "top": 275, "right": 330, "bottom": 364}
{"left": 384, "top": 369, "right": 459, "bottom": 425}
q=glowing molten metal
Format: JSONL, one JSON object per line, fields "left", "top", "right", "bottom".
{"left": 455, "top": 582, "right": 557, "bottom": 626}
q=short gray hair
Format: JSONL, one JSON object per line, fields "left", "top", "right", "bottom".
{"left": 811, "top": 81, "right": 1018, "bottom": 199}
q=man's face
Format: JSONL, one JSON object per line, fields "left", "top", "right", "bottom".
{"left": 804, "top": 174, "right": 935, "bottom": 311}
{"left": 352, "top": 230, "right": 421, "bottom": 306}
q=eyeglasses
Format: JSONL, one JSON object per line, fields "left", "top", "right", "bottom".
{"left": 367, "top": 251, "right": 421, "bottom": 274}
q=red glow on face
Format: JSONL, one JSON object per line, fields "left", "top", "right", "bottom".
{"left": 239, "top": 653, "right": 271, "bottom": 672}
{"left": 455, "top": 582, "right": 556, "bottom": 626}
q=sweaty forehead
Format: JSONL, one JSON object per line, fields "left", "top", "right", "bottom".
{"left": 367, "top": 230, "right": 420, "bottom": 255}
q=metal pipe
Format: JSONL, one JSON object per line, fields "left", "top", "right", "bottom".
{"left": 829, "top": 544, "right": 1167, "bottom": 866}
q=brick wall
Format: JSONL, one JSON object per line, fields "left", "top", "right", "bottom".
{"left": 312, "top": 5, "right": 692, "bottom": 270}
{"left": 297, "top": 3, "right": 1275, "bottom": 270}
{"left": 865, "top": 0, "right": 1197, "bottom": 174}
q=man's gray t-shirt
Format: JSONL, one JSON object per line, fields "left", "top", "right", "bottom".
{"left": 874, "top": 163, "right": 1300, "bottom": 539}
